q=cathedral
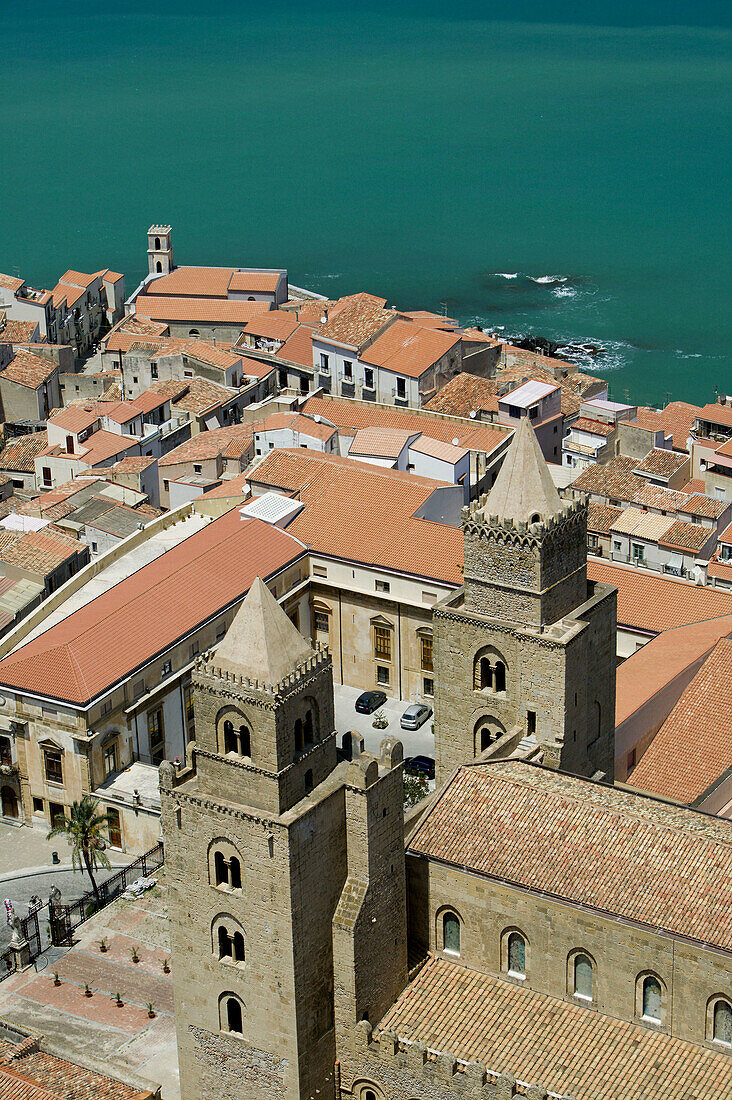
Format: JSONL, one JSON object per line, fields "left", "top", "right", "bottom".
{"left": 160, "top": 419, "right": 732, "bottom": 1100}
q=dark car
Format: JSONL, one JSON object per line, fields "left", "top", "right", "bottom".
{"left": 400, "top": 703, "right": 433, "bottom": 730}
{"left": 355, "top": 690, "right": 387, "bottom": 714}
{"left": 404, "top": 755, "right": 435, "bottom": 779}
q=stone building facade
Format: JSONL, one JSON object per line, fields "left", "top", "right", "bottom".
{"left": 433, "top": 416, "right": 616, "bottom": 783}
{"left": 162, "top": 421, "right": 731, "bottom": 1099}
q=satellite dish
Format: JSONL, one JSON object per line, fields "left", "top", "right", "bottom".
{"left": 470, "top": 410, "right": 477, "bottom": 419}
{"left": 314, "top": 414, "right": 321, "bottom": 423}
{"left": 452, "top": 438, "right": 459, "bottom": 446}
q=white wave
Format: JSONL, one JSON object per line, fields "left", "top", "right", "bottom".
{"left": 675, "top": 349, "right": 702, "bottom": 359}
{"left": 493, "top": 272, "right": 519, "bottom": 279}
{"left": 529, "top": 275, "right": 568, "bottom": 284}
{"left": 552, "top": 286, "right": 578, "bottom": 299}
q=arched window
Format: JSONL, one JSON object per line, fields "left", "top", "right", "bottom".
{"left": 304, "top": 769, "right": 314, "bottom": 794}
{"left": 641, "top": 975, "right": 662, "bottom": 1021}
{"left": 474, "top": 716, "right": 505, "bottom": 756}
{"left": 232, "top": 931, "right": 245, "bottom": 963}
{"left": 189, "top": 328, "right": 200, "bottom": 337}
{"left": 573, "top": 953, "right": 593, "bottom": 1001}
{"left": 214, "top": 851, "right": 227, "bottom": 886}
{"left": 479, "top": 657, "right": 491, "bottom": 690}
{"left": 713, "top": 999, "right": 732, "bottom": 1045}
{"left": 507, "top": 932, "right": 526, "bottom": 977}
{"left": 225, "top": 996, "right": 243, "bottom": 1034}
{"left": 239, "top": 724, "right": 251, "bottom": 757}
{"left": 530, "top": 512, "right": 541, "bottom": 525}
{"left": 364, "top": 1092, "right": 377, "bottom": 1100}
{"left": 218, "top": 925, "right": 232, "bottom": 958}
{"left": 304, "top": 709, "right": 313, "bottom": 743}
{"left": 154, "top": 236, "right": 161, "bottom": 250}
{"left": 442, "top": 912, "right": 460, "bottom": 956}
{"left": 494, "top": 661, "right": 506, "bottom": 693}
{"left": 294, "top": 718, "right": 303, "bottom": 753}
{"left": 223, "top": 721, "right": 237, "bottom": 754}
{"left": 480, "top": 728, "right": 492, "bottom": 752}
{"left": 156, "top": 261, "right": 162, "bottom": 273}
{"left": 229, "top": 856, "right": 241, "bottom": 890}
{"left": 247, "top": 296, "right": 256, "bottom": 301}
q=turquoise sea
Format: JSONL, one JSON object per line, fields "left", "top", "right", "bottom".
{"left": 1, "top": 1, "right": 730, "bottom": 405}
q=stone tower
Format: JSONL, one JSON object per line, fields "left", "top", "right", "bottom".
{"left": 147, "top": 225, "right": 173, "bottom": 276}
{"left": 433, "top": 417, "right": 617, "bottom": 784}
{"left": 160, "top": 578, "right": 408, "bottom": 1100}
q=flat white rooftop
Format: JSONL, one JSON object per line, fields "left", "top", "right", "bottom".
{"left": 240, "top": 491, "right": 304, "bottom": 528}
{"left": 500, "top": 380, "right": 558, "bottom": 407}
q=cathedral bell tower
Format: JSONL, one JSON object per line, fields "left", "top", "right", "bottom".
{"left": 433, "top": 416, "right": 617, "bottom": 784}
{"left": 160, "top": 578, "right": 343, "bottom": 1100}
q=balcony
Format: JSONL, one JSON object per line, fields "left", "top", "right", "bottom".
{"left": 361, "top": 385, "right": 376, "bottom": 402}
{"left": 339, "top": 378, "right": 355, "bottom": 398}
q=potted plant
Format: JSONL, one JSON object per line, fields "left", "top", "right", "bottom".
{"left": 52, "top": 972, "right": 61, "bottom": 987}
{"left": 114, "top": 991, "right": 123, "bottom": 1007}
{"left": 99, "top": 938, "right": 108, "bottom": 953}
{"left": 372, "top": 710, "right": 388, "bottom": 730}
{"left": 84, "top": 983, "right": 93, "bottom": 998}
{"left": 131, "top": 947, "right": 140, "bottom": 964}
{"left": 162, "top": 958, "right": 170, "bottom": 974}
{"left": 147, "top": 1003, "right": 156, "bottom": 1019}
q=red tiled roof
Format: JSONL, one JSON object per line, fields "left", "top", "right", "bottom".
{"left": 48, "top": 406, "right": 100, "bottom": 433}
{"left": 0, "top": 527, "right": 84, "bottom": 577}
{"left": 0, "top": 512, "right": 305, "bottom": 704}
{"left": 158, "top": 424, "right": 253, "bottom": 467}
{"left": 629, "top": 637, "right": 732, "bottom": 803}
{"left": 300, "top": 396, "right": 508, "bottom": 457}
{"left": 239, "top": 311, "right": 299, "bottom": 343}
{"left": 314, "top": 292, "right": 396, "bottom": 349}
{"left": 679, "top": 493, "right": 729, "bottom": 520}
{"left": 0, "top": 350, "right": 57, "bottom": 389}
{"left": 587, "top": 558, "right": 732, "bottom": 633}
{"left": 634, "top": 447, "right": 689, "bottom": 480}
{"left": 658, "top": 519, "right": 714, "bottom": 553}
{"left": 0, "top": 274, "right": 25, "bottom": 293}
{"left": 636, "top": 401, "right": 701, "bottom": 451}
{"left": 409, "top": 759, "right": 732, "bottom": 949}
{"left": 133, "top": 296, "right": 270, "bottom": 325}
{"left": 250, "top": 449, "right": 464, "bottom": 585}
{"left": 696, "top": 403, "right": 732, "bottom": 429}
{"left": 276, "top": 324, "right": 315, "bottom": 367}
{"left": 571, "top": 417, "right": 614, "bottom": 437}
{"left": 0, "top": 432, "right": 49, "bottom": 473}
{"left": 376, "top": 955, "right": 732, "bottom": 1100}
{"left": 587, "top": 501, "right": 623, "bottom": 535}
{"left": 360, "top": 320, "right": 460, "bottom": 379}
{"left": 0, "top": 1038, "right": 145, "bottom": 1100}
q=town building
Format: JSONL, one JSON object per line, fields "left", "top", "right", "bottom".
{"left": 495, "top": 378, "right": 563, "bottom": 461}
{"left": 157, "top": 424, "right": 254, "bottom": 508}
{"left": 159, "top": 418, "right": 732, "bottom": 1100}
{"left": 0, "top": 345, "right": 63, "bottom": 422}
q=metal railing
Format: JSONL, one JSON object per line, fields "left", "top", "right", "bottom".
{"left": 49, "top": 840, "right": 164, "bottom": 947}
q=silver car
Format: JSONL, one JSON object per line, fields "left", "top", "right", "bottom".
{"left": 400, "top": 703, "right": 433, "bottom": 730}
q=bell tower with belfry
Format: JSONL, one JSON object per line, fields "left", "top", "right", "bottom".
{"left": 432, "top": 416, "right": 617, "bottom": 785}
{"left": 147, "top": 225, "right": 174, "bottom": 276}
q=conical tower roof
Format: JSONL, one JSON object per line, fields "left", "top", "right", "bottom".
{"left": 213, "top": 577, "right": 315, "bottom": 685}
{"left": 484, "top": 416, "right": 563, "bottom": 526}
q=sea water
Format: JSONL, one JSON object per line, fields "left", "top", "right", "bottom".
{"left": 1, "top": 0, "right": 730, "bottom": 405}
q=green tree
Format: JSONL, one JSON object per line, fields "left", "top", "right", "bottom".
{"left": 47, "top": 796, "right": 113, "bottom": 905}
{"left": 403, "top": 772, "right": 429, "bottom": 812}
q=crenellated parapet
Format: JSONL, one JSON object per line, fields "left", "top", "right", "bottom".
{"left": 353, "top": 1021, "right": 574, "bottom": 1100}
{"left": 462, "top": 494, "right": 587, "bottom": 549}
{"left": 193, "top": 643, "right": 332, "bottom": 709}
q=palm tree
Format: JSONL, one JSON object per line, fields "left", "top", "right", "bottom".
{"left": 47, "top": 796, "right": 113, "bottom": 905}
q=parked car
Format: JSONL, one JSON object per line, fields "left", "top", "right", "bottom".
{"left": 355, "top": 690, "right": 387, "bottom": 714}
{"left": 404, "top": 755, "right": 435, "bottom": 779}
{"left": 400, "top": 703, "right": 433, "bottom": 730}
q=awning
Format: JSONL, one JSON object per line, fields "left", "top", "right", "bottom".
{"left": 665, "top": 552, "right": 684, "bottom": 569}
{"left": 204, "top": 414, "right": 220, "bottom": 430}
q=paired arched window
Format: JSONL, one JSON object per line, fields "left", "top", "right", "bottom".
{"left": 219, "top": 992, "right": 244, "bottom": 1034}
{"left": 442, "top": 912, "right": 460, "bottom": 956}
{"left": 216, "top": 922, "right": 245, "bottom": 964}
{"left": 474, "top": 716, "right": 505, "bottom": 755}
{"left": 211, "top": 847, "right": 242, "bottom": 891}
{"left": 571, "top": 952, "right": 593, "bottom": 1001}
{"left": 506, "top": 931, "right": 526, "bottom": 978}
{"left": 222, "top": 719, "right": 251, "bottom": 758}
{"left": 474, "top": 649, "right": 508, "bottom": 694}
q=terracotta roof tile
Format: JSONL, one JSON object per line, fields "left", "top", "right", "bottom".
{"left": 0, "top": 1037, "right": 143, "bottom": 1100}
{"left": 659, "top": 519, "right": 714, "bottom": 553}
{"left": 0, "top": 511, "right": 305, "bottom": 704}
{"left": 300, "top": 396, "right": 507, "bottom": 457}
{"left": 360, "top": 320, "right": 460, "bottom": 380}
{"left": 571, "top": 416, "right": 614, "bottom": 436}
{"left": 587, "top": 558, "right": 732, "bottom": 633}
{"left": 314, "top": 292, "right": 396, "bottom": 350}
{"left": 349, "top": 427, "right": 418, "bottom": 458}
{"left": 0, "top": 350, "right": 57, "bottom": 389}
{"left": 158, "top": 423, "right": 253, "bottom": 466}
{"left": 48, "top": 406, "right": 100, "bottom": 433}
{"left": 0, "top": 316, "right": 39, "bottom": 343}
{"left": 679, "top": 493, "right": 729, "bottom": 520}
{"left": 0, "top": 527, "right": 84, "bottom": 576}
{"left": 636, "top": 401, "right": 701, "bottom": 451}
{"left": 0, "top": 432, "right": 48, "bottom": 473}
{"left": 254, "top": 413, "right": 336, "bottom": 442}
{"left": 149, "top": 377, "right": 235, "bottom": 416}
{"left": 227, "top": 270, "right": 282, "bottom": 294}
{"left": 276, "top": 324, "right": 315, "bottom": 368}
{"left": 145, "top": 266, "right": 282, "bottom": 298}
{"left": 634, "top": 447, "right": 689, "bottom": 480}
{"left": 0, "top": 274, "right": 25, "bottom": 293}
{"left": 409, "top": 760, "right": 732, "bottom": 948}
{"left": 250, "top": 449, "right": 464, "bottom": 585}
{"left": 238, "top": 311, "right": 299, "bottom": 343}
{"left": 376, "top": 955, "right": 732, "bottom": 1100}
{"left": 696, "top": 403, "right": 732, "bottom": 429}
{"left": 629, "top": 637, "right": 732, "bottom": 802}
{"left": 587, "top": 501, "right": 623, "bottom": 535}
{"left": 133, "top": 296, "right": 269, "bottom": 325}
